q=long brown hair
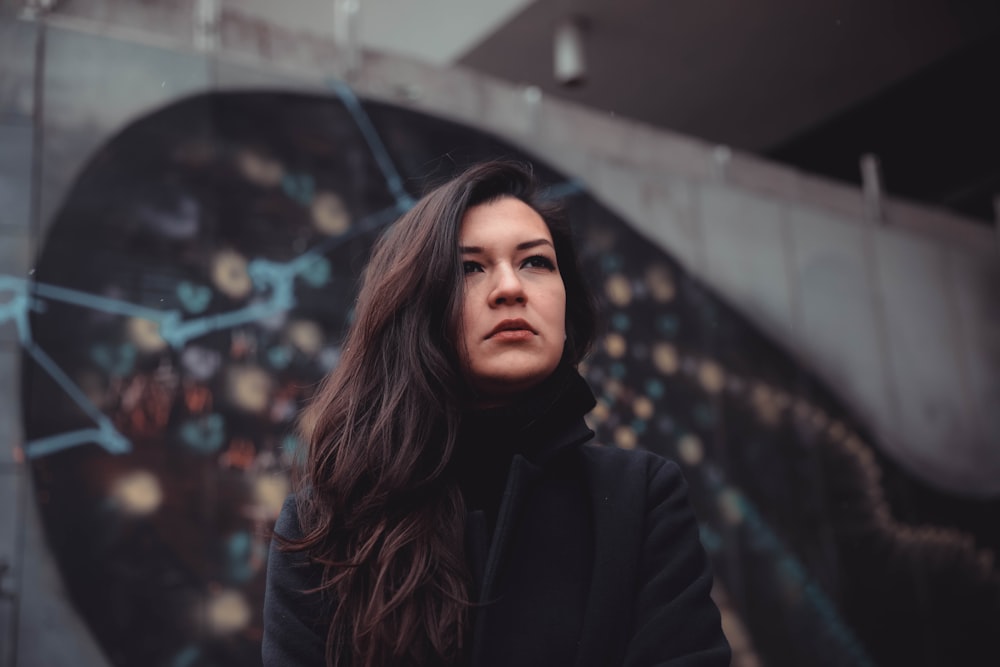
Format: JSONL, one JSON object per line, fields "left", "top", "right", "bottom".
{"left": 285, "top": 160, "right": 596, "bottom": 666}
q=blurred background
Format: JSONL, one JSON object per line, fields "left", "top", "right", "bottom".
{"left": 1, "top": 1, "right": 998, "bottom": 666}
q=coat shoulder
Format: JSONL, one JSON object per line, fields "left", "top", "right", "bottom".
{"left": 579, "top": 443, "right": 683, "bottom": 492}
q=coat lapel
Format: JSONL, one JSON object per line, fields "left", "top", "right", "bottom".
{"left": 472, "top": 454, "right": 542, "bottom": 664}
{"left": 574, "top": 447, "right": 644, "bottom": 667}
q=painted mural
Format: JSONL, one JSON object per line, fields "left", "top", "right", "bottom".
{"left": 10, "top": 89, "right": 999, "bottom": 667}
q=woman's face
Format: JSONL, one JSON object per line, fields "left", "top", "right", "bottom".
{"left": 457, "top": 197, "right": 567, "bottom": 398}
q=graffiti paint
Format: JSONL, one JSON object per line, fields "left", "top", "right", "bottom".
{"left": 10, "top": 88, "right": 998, "bottom": 667}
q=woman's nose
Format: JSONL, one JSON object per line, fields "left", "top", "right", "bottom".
{"left": 490, "top": 264, "right": 526, "bottom": 305}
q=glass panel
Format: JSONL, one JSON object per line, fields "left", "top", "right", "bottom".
{"left": 0, "top": 123, "right": 34, "bottom": 231}
{"left": 0, "top": 17, "right": 36, "bottom": 122}
{"left": 39, "top": 25, "right": 210, "bottom": 236}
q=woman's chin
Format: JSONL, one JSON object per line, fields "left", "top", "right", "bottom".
{"left": 469, "top": 368, "right": 553, "bottom": 400}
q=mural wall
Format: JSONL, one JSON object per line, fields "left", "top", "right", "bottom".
{"left": 10, "top": 88, "right": 999, "bottom": 667}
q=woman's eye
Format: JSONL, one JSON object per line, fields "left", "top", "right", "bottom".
{"left": 522, "top": 255, "right": 556, "bottom": 270}
{"left": 463, "top": 261, "right": 484, "bottom": 274}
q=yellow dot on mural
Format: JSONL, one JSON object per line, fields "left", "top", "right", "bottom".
{"left": 211, "top": 249, "right": 253, "bottom": 299}
{"left": 605, "top": 274, "right": 632, "bottom": 307}
{"left": 773, "top": 391, "right": 791, "bottom": 411}
{"left": 78, "top": 370, "right": 109, "bottom": 408}
{"left": 287, "top": 320, "right": 323, "bottom": 356}
{"left": 698, "top": 360, "right": 725, "bottom": 394}
{"left": 587, "top": 227, "right": 615, "bottom": 251}
{"left": 205, "top": 589, "right": 252, "bottom": 634}
{"left": 604, "top": 379, "right": 624, "bottom": 400}
{"left": 645, "top": 264, "right": 676, "bottom": 303}
{"left": 111, "top": 470, "right": 163, "bottom": 516}
{"left": 127, "top": 316, "right": 167, "bottom": 353}
{"left": 311, "top": 191, "right": 351, "bottom": 235}
{"left": 652, "top": 342, "right": 679, "bottom": 375}
{"left": 172, "top": 140, "right": 215, "bottom": 166}
{"left": 614, "top": 426, "right": 637, "bottom": 450}
{"left": 843, "top": 436, "right": 875, "bottom": 467}
{"left": 235, "top": 149, "right": 284, "bottom": 187}
{"left": 633, "top": 396, "right": 654, "bottom": 420}
{"left": 718, "top": 489, "right": 744, "bottom": 526}
{"left": 226, "top": 365, "right": 272, "bottom": 413}
{"left": 677, "top": 433, "right": 704, "bottom": 465}
{"left": 254, "top": 472, "right": 290, "bottom": 518}
{"left": 751, "top": 383, "right": 781, "bottom": 426}
{"left": 604, "top": 332, "right": 627, "bottom": 358}
{"left": 826, "top": 420, "right": 847, "bottom": 441}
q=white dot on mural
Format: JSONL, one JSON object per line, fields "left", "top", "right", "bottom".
{"left": 826, "top": 420, "right": 847, "bottom": 441}
{"left": 645, "top": 264, "right": 676, "bottom": 302}
{"left": 605, "top": 274, "right": 632, "bottom": 307}
{"left": 170, "top": 140, "right": 216, "bottom": 166}
{"left": 590, "top": 400, "right": 611, "bottom": 423}
{"left": 311, "top": 191, "right": 351, "bottom": 235}
{"left": 652, "top": 342, "right": 678, "bottom": 375}
{"left": 254, "top": 473, "right": 290, "bottom": 518}
{"left": 236, "top": 150, "right": 284, "bottom": 187}
{"left": 287, "top": 320, "right": 324, "bottom": 356}
{"left": 226, "top": 365, "right": 272, "bottom": 413}
{"left": 633, "top": 396, "right": 654, "bottom": 420}
{"left": 128, "top": 317, "right": 167, "bottom": 353}
{"left": 677, "top": 433, "right": 704, "bottom": 465}
{"left": 212, "top": 249, "right": 253, "bottom": 299}
{"left": 604, "top": 332, "right": 627, "bottom": 359}
{"left": 111, "top": 470, "right": 163, "bottom": 516}
{"left": 205, "top": 589, "right": 252, "bottom": 634}
{"left": 698, "top": 360, "right": 725, "bottom": 394}
{"left": 614, "top": 425, "right": 638, "bottom": 450}
{"left": 718, "top": 489, "right": 744, "bottom": 526}
{"left": 751, "top": 383, "right": 781, "bottom": 426}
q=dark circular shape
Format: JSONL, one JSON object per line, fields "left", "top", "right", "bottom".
{"left": 22, "top": 90, "right": 999, "bottom": 667}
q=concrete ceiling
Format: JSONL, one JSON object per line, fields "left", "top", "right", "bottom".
{"left": 458, "top": 0, "right": 1000, "bottom": 153}
{"left": 234, "top": 0, "right": 1000, "bottom": 221}
{"left": 235, "top": 0, "right": 535, "bottom": 65}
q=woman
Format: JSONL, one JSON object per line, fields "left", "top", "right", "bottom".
{"left": 263, "top": 161, "right": 730, "bottom": 666}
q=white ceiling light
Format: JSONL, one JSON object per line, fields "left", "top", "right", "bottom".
{"left": 554, "top": 16, "right": 587, "bottom": 87}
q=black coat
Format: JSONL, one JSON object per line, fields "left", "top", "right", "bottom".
{"left": 263, "top": 409, "right": 731, "bottom": 666}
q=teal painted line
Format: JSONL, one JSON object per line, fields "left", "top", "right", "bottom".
{"left": 541, "top": 179, "right": 584, "bottom": 201}
{"left": 329, "top": 80, "right": 415, "bottom": 210}
{"left": 302, "top": 203, "right": 405, "bottom": 259}
{"left": 0, "top": 294, "right": 30, "bottom": 344}
{"left": 25, "top": 423, "right": 129, "bottom": 458}
{"left": 193, "top": 301, "right": 282, "bottom": 333}
{"left": 25, "top": 428, "right": 105, "bottom": 458}
{"left": 24, "top": 342, "right": 131, "bottom": 455}
{"left": 0, "top": 274, "right": 29, "bottom": 292}
{"left": 5, "top": 199, "right": 408, "bottom": 459}
{"left": 25, "top": 340, "right": 110, "bottom": 427}
{"left": 159, "top": 301, "right": 279, "bottom": 347}
{"left": 703, "top": 466, "right": 876, "bottom": 666}
{"left": 33, "top": 281, "right": 170, "bottom": 322}
{"left": 170, "top": 645, "right": 201, "bottom": 667}
{"left": 0, "top": 275, "right": 31, "bottom": 344}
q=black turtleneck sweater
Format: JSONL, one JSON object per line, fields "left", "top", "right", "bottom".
{"left": 264, "top": 364, "right": 732, "bottom": 667}
{"left": 451, "top": 363, "right": 596, "bottom": 542}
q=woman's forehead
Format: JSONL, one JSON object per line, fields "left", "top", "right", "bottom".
{"left": 459, "top": 197, "right": 551, "bottom": 245}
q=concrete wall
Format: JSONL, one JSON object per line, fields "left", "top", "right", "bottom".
{"left": 0, "top": 2, "right": 997, "bottom": 665}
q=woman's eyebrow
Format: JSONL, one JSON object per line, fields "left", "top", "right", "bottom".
{"left": 516, "top": 239, "right": 554, "bottom": 251}
{"left": 459, "top": 239, "right": 553, "bottom": 254}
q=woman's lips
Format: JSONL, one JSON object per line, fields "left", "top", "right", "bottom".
{"left": 489, "top": 329, "right": 535, "bottom": 342}
{"left": 486, "top": 318, "right": 536, "bottom": 339}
